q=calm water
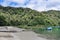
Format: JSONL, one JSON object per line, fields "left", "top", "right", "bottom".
{"left": 33, "top": 27, "right": 60, "bottom": 40}
{"left": 43, "top": 29, "right": 60, "bottom": 40}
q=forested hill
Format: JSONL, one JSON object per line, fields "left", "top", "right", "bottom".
{"left": 0, "top": 6, "right": 60, "bottom": 27}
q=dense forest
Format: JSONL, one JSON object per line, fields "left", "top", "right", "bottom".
{"left": 0, "top": 6, "right": 60, "bottom": 29}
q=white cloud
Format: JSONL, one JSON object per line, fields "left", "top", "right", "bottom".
{"left": 0, "top": 0, "right": 60, "bottom": 11}
{"left": 25, "top": 0, "right": 46, "bottom": 11}
{"left": 0, "top": 0, "right": 46, "bottom": 11}
{"left": 46, "top": 0, "right": 60, "bottom": 11}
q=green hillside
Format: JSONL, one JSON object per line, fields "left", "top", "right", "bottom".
{"left": 0, "top": 6, "right": 60, "bottom": 40}
{"left": 1, "top": 6, "right": 60, "bottom": 39}
{"left": 0, "top": 6, "right": 60, "bottom": 28}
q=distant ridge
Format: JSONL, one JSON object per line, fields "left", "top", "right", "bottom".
{"left": 0, "top": 5, "right": 60, "bottom": 26}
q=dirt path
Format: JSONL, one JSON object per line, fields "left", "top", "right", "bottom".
{"left": 14, "top": 31, "right": 48, "bottom": 40}
{"left": 0, "top": 26, "right": 48, "bottom": 40}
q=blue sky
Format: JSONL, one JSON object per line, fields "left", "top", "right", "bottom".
{"left": 0, "top": 0, "right": 60, "bottom": 11}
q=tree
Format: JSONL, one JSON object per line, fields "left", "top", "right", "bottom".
{"left": 0, "top": 15, "right": 6, "bottom": 26}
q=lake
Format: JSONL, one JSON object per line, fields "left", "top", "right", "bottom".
{"left": 33, "top": 26, "right": 60, "bottom": 40}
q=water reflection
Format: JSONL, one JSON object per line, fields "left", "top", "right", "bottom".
{"left": 33, "top": 26, "right": 60, "bottom": 40}
{"left": 43, "top": 26, "right": 60, "bottom": 40}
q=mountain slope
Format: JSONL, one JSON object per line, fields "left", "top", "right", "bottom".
{"left": 0, "top": 6, "right": 60, "bottom": 27}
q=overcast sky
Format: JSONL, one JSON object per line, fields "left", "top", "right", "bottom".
{"left": 0, "top": 0, "right": 60, "bottom": 11}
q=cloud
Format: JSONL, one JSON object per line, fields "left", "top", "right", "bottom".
{"left": 0, "top": 0, "right": 60, "bottom": 11}
{"left": 46, "top": 0, "right": 60, "bottom": 11}
{"left": 0, "top": 0, "right": 46, "bottom": 11}
{"left": 25, "top": 0, "right": 46, "bottom": 11}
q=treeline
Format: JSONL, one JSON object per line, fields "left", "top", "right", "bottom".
{"left": 0, "top": 6, "right": 60, "bottom": 27}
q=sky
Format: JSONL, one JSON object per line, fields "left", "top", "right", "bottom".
{"left": 0, "top": 0, "right": 60, "bottom": 11}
